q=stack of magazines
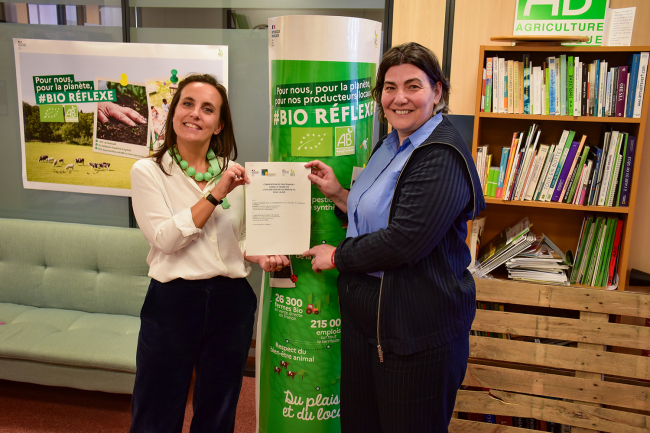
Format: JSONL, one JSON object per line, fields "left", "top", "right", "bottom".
{"left": 506, "top": 234, "right": 571, "bottom": 286}
{"left": 473, "top": 217, "right": 536, "bottom": 276}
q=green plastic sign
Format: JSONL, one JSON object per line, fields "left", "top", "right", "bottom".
{"left": 514, "top": 0, "right": 608, "bottom": 45}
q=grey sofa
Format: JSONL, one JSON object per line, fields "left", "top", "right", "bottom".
{"left": 0, "top": 218, "right": 150, "bottom": 393}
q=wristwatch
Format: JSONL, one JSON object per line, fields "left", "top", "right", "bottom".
{"left": 203, "top": 190, "right": 223, "bottom": 207}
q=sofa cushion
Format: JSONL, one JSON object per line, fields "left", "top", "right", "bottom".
{"left": 0, "top": 303, "right": 139, "bottom": 373}
{"left": 0, "top": 219, "right": 151, "bottom": 317}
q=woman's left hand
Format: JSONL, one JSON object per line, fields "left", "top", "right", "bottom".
{"left": 245, "top": 253, "right": 290, "bottom": 273}
{"left": 303, "top": 244, "right": 336, "bottom": 273}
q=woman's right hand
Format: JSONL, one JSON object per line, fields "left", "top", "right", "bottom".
{"left": 305, "top": 160, "right": 349, "bottom": 213}
{"left": 211, "top": 163, "right": 249, "bottom": 200}
{"left": 304, "top": 160, "right": 344, "bottom": 199}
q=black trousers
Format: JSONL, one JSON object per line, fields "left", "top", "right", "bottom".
{"left": 129, "top": 276, "right": 257, "bottom": 433}
{"left": 338, "top": 272, "right": 469, "bottom": 433}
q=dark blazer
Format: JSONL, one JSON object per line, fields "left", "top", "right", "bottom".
{"left": 334, "top": 116, "right": 486, "bottom": 355}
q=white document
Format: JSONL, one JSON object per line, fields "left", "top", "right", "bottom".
{"left": 245, "top": 162, "right": 311, "bottom": 255}
{"left": 602, "top": 7, "right": 635, "bottom": 46}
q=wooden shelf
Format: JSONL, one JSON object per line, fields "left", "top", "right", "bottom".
{"left": 475, "top": 276, "right": 609, "bottom": 294}
{"left": 484, "top": 197, "right": 631, "bottom": 214}
{"left": 478, "top": 112, "right": 642, "bottom": 123}
{"left": 471, "top": 45, "right": 650, "bottom": 290}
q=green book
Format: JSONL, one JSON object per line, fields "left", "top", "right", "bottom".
{"left": 568, "top": 56, "right": 574, "bottom": 116}
{"left": 571, "top": 217, "right": 593, "bottom": 284}
{"left": 615, "top": 133, "right": 629, "bottom": 206}
{"left": 584, "top": 219, "right": 607, "bottom": 286}
{"left": 567, "top": 145, "right": 590, "bottom": 203}
{"left": 487, "top": 167, "right": 499, "bottom": 197}
{"left": 597, "top": 218, "right": 618, "bottom": 287}
{"left": 580, "top": 217, "right": 603, "bottom": 285}
{"left": 545, "top": 66, "right": 550, "bottom": 115}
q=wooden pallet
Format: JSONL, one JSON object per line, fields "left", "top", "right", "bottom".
{"left": 451, "top": 279, "right": 650, "bottom": 432}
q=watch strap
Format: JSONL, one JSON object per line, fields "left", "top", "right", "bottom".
{"left": 205, "top": 192, "right": 223, "bottom": 206}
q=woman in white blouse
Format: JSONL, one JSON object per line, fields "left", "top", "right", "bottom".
{"left": 129, "top": 74, "right": 288, "bottom": 433}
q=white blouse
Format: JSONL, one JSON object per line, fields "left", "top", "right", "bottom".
{"left": 130, "top": 151, "right": 250, "bottom": 283}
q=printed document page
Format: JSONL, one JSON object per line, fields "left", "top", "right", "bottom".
{"left": 245, "top": 162, "right": 311, "bottom": 255}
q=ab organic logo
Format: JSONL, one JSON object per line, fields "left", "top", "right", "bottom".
{"left": 335, "top": 126, "right": 355, "bottom": 156}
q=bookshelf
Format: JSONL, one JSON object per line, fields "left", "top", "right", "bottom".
{"left": 472, "top": 45, "right": 650, "bottom": 291}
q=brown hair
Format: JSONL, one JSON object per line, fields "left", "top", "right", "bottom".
{"left": 372, "top": 42, "right": 450, "bottom": 123}
{"left": 153, "top": 74, "right": 237, "bottom": 175}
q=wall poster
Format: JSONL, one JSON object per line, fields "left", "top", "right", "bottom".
{"left": 14, "top": 39, "right": 227, "bottom": 196}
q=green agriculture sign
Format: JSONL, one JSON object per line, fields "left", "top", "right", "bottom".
{"left": 514, "top": 0, "right": 608, "bottom": 45}
{"left": 258, "top": 15, "right": 382, "bottom": 433}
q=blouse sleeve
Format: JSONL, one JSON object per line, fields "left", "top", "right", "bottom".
{"left": 334, "top": 146, "right": 471, "bottom": 273}
{"left": 130, "top": 162, "right": 201, "bottom": 255}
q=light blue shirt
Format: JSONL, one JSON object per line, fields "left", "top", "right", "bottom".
{"left": 346, "top": 113, "right": 443, "bottom": 277}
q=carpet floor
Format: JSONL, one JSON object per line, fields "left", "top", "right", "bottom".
{"left": 0, "top": 376, "right": 256, "bottom": 433}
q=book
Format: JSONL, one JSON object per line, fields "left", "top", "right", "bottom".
{"left": 568, "top": 56, "right": 574, "bottom": 116}
{"left": 548, "top": 58, "right": 555, "bottom": 115}
{"left": 504, "top": 132, "right": 524, "bottom": 200}
{"left": 533, "top": 66, "right": 542, "bottom": 115}
{"left": 495, "top": 147, "right": 510, "bottom": 199}
{"left": 488, "top": 167, "right": 499, "bottom": 197}
{"left": 580, "top": 217, "right": 604, "bottom": 284}
{"left": 469, "top": 216, "right": 487, "bottom": 267}
{"left": 605, "top": 69, "right": 613, "bottom": 117}
{"left": 571, "top": 216, "right": 594, "bottom": 284}
{"left": 598, "top": 60, "right": 607, "bottom": 117}
{"left": 513, "top": 61, "right": 520, "bottom": 114}
{"left": 619, "top": 135, "right": 636, "bottom": 206}
{"left": 518, "top": 60, "right": 524, "bottom": 114}
{"left": 607, "top": 220, "right": 624, "bottom": 286}
{"left": 493, "top": 56, "right": 499, "bottom": 114}
{"left": 540, "top": 130, "right": 572, "bottom": 201}
{"left": 512, "top": 125, "right": 538, "bottom": 200}
{"left": 500, "top": 58, "right": 506, "bottom": 113}
{"left": 523, "top": 54, "right": 531, "bottom": 114}
{"left": 507, "top": 60, "right": 514, "bottom": 114}
{"left": 615, "top": 133, "right": 629, "bottom": 206}
{"left": 566, "top": 144, "right": 590, "bottom": 204}
{"left": 533, "top": 144, "right": 555, "bottom": 201}
{"left": 484, "top": 153, "right": 492, "bottom": 195}
{"left": 554, "top": 57, "right": 560, "bottom": 116}
{"left": 594, "top": 59, "right": 601, "bottom": 116}
{"left": 576, "top": 160, "right": 593, "bottom": 205}
{"left": 551, "top": 139, "right": 580, "bottom": 202}
{"left": 485, "top": 58, "right": 493, "bottom": 113}
{"left": 581, "top": 61, "right": 588, "bottom": 116}
{"left": 480, "top": 68, "right": 486, "bottom": 111}
{"left": 587, "top": 147, "right": 603, "bottom": 206}
{"left": 574, "top": 58, "right": 581, "bottom": 116}
{"left": 606, "top": 153, "right": 623, "bottom": 207}
{"left": 626, "top": 53, "right": 640, "bottom": 118}
{"left": 524, "top": 144, "right": 550, "bottom": 201}
{"left": 515, "top": 130, "right": 541, "bottom": 201}
{"left": 616, "top": 66, "right": 628, "bottom": 117}
{"left": 633, "top": 52, "right": 649, "bottom": 118}
{"left": 598, "top": 131, "right": 621, "bottom": 206}
{"left": 561, "top": 55, "right": 567, "bottom": 116}
{"left": 476, "top": 217, "right": 535, "bottom": 275}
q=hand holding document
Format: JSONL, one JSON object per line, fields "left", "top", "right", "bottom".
{"left": 245, "top": 162, "right": 311, "bottom": 255}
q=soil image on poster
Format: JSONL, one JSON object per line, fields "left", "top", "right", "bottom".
{"left": 95, "top": 80, "right": 149, "bottom": 148}
{"left": 145, "top": 78, "right": 178, "bottom": 152}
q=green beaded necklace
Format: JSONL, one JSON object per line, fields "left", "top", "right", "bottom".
{"left": 169, "top": 147, "right": 217, "bottom": 182}
{"left": 168, "top": 147, "right": 231, "bottom": 209}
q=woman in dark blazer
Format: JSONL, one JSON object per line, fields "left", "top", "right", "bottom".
{"left": 304, "top": 42, "right": 486, "bottom": 433}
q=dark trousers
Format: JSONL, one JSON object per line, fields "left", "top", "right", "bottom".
{"left": 338, "top": 272, "right": 469, "bottom": 433}
{"left": 129, "top": 276, "right": 257, "bottom": 433}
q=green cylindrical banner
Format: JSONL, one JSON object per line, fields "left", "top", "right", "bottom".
{"left": 256, "top": 15, "right": 381, "bottom": 433}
